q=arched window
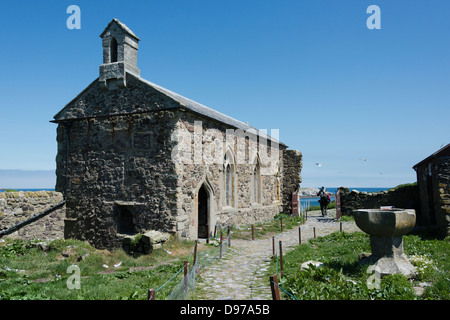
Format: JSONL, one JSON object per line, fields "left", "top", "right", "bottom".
{"left": 252, "top": 159, "right": 261, "bottom": 204}
{"left": 223, "top": 149, "right": 235, "bottom": 208}
{"left": 110, "top": 37, "right": 118, "bottom": 63}
{"left": 226, "top": 164, "right": 231, "bottom": 206}
{"left": 276, "top": 173, "right": 281, "bottom": 201}
{"left": 253, "top": 166, "right": 258, "bottom": 202}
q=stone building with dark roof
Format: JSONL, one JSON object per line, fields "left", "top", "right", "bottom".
{"left": 413, "top": 143, "right": 450, "bottom": 238}
{"left": 52, "top": 19, "right": 302, "bottom": 249}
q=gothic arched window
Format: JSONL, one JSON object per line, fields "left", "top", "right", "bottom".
{"left": 110, "top": 37, "right": 118, "bottom": 63}
{"left": 252, "top": 160, "right": 261, "bottom": 204}
{"left": 226, "top": 164, "right": 231, "bottom": 206}
{"left": 224, "top": 150, "right": 236, "bottom": 208}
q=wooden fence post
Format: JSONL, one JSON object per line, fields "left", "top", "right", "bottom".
{"left": 280, "top": 216, "right": 283, "bottom": 232}
{"left": 227, "top": 226, "right": 231, "bottom": 247}
{"left": 219, "top": 231, "right": 223, "bottom": 259}
{"left": 251, "top": 224, "right": 255, "bottom": 240}
{"left": 340, "top": 222, "right": 343, "bottom": 232}
{"left": 184, "top": 260, "right": 188, "bottom": 293}
{"left": 270, "top": 275, "right": 281, "bottom": 300}
{"left": 193, "top": 240, "right": 198, "bottom": 266}
{"left": 279, "top": 241, "right": 283, "bottom": 278}
{"left": 298, "top": 227, "right": 302, "bottom": 244}
{"left": 148, "top": 288, "right": 156, "bottom": 300}
{"left": 313, "top": 227, "right": 316, "bottom": 238}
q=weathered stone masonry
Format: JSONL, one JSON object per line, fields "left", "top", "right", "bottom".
{"left": 174, "top": 113, "right": 286, "bottom": 239}
{"left": 0, "top": 191, "right": 65, "bottom": 240}
{"left": 338, "top": 185, "right": 420, "bottom": 218}
{"left": 282, "top": 150, "right": 303, "bottom": 214}
{"left": 53, "top": 19, "right": 302, "bottom": 249}
{"left": 56, "top": 104, "right": 180, "bottom": 249}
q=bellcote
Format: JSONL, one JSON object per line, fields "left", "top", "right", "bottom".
{"left": 99, "top": 19, "right": 140, "bottom": 90}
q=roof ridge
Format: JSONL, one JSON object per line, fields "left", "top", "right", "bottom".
{"left": 413, "top": 143, "right": 450, "bottom": 169}
{"left": 99, "top": 18, "right": 140, "bottom": 40}
{"left": 131, "top": 73, "right": 283, "bottom": 145}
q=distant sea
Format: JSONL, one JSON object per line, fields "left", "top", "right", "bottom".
{"left": 0, "top": 188, "right": 55, "bottom": 192}
{"left": 300, "top": 187, "right": 390, "bottom": 206}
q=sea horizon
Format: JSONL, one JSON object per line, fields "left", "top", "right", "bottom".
{"left": 0, "top": 188, "right": 56, "bottom": 192}
{"left": 298, "top": 187, "right": 392, "bottom": 205}
{"left": 300, "top": 187, "right": 391, "bottom": 194}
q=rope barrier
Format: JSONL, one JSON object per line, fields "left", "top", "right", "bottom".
{"left": 271, "top": 280, "right": 299, "bottom": 300}
{"left": 155, "top": 265, "right": 184, "bottom": 292}
{"left": 275, "top": 252, "right": 279, "bottom": 275}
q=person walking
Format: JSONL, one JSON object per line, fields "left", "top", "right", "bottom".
{"left": 317, "top": 186, "right": 331, "bottom": 217}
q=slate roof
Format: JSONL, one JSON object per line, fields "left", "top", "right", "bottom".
{"left": 100, "top": 18, "right": 140, "bottom": 40}
{"left": 413, "top": 143, "right": 450, "bottom": 169}
{"left": 53, "top": 72, "right": 284, "bottom": 146}
{"left": 136, "top": 75, "right": 282, "bottom": 145}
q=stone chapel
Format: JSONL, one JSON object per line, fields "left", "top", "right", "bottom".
{"left": 52, "top": 19, "right": 302, "bottom": 249}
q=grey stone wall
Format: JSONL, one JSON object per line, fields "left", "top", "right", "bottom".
{"left": 0, "top": 191, "right": 65, "bottom": 240}
{"left": 435, "top": 158, "right": 450, "bottom": 237}
{"left": 57, "top": 108, "right": 180, "bottom": 249}
{"left": 338, "top": 185, "right": 420, "bottom": 217}
{"left": 173, "top": 114, "right": 285, "bottom": 239}
{"left": 282, "top": 150, "right": 302, "bottom": 214}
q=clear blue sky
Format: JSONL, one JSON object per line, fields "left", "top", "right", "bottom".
{"left": 0, "top": 0, "right": 448, "bottom": 188}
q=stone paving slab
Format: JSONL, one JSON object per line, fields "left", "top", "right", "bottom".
{"left": 194, "top": 210, "right": 360, "bottom": 300}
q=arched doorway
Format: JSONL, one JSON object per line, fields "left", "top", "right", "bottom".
{"left": 198, "top": 185, "right": 209, "bottom": 238}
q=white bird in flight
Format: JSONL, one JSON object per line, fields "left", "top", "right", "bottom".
{"left": 315, "top": 163, "right": 323, "bottom": 167}
{"left": 360, "top": 158, "right": 367, "bottom": 162}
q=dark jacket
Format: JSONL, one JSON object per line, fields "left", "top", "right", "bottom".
{"left": 317, "top": 190, "right": 330, "bottom": 204}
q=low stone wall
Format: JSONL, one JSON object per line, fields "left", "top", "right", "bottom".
{"left": 0, "top": 191, "right": 66, "bottom": 241}
{"left": 338, "top": 184, "right": 420, "bottom": 216}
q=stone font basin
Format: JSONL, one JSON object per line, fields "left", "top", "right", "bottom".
{"left": 353, "top": 208, "right": 416, "bottom": 237}
{"left": 353, "top": 208, "right": 417, "bottom": 278}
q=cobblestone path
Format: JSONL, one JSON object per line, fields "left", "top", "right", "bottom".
{"left": 194, "top": 210, "right": 360, "bottom": 300}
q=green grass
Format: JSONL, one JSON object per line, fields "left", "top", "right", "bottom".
{"left": 389, "top": 182, "right": 417, "bottom": 190}
{"left": 269, "top": 231, "right": 450, "bottom": 300}
{"left": 0, "top": 237, "right": 203, "bottom": 300}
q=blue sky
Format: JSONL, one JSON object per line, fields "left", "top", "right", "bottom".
{"left": 0, "top": 0, "right": 448, "bottom": 188}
